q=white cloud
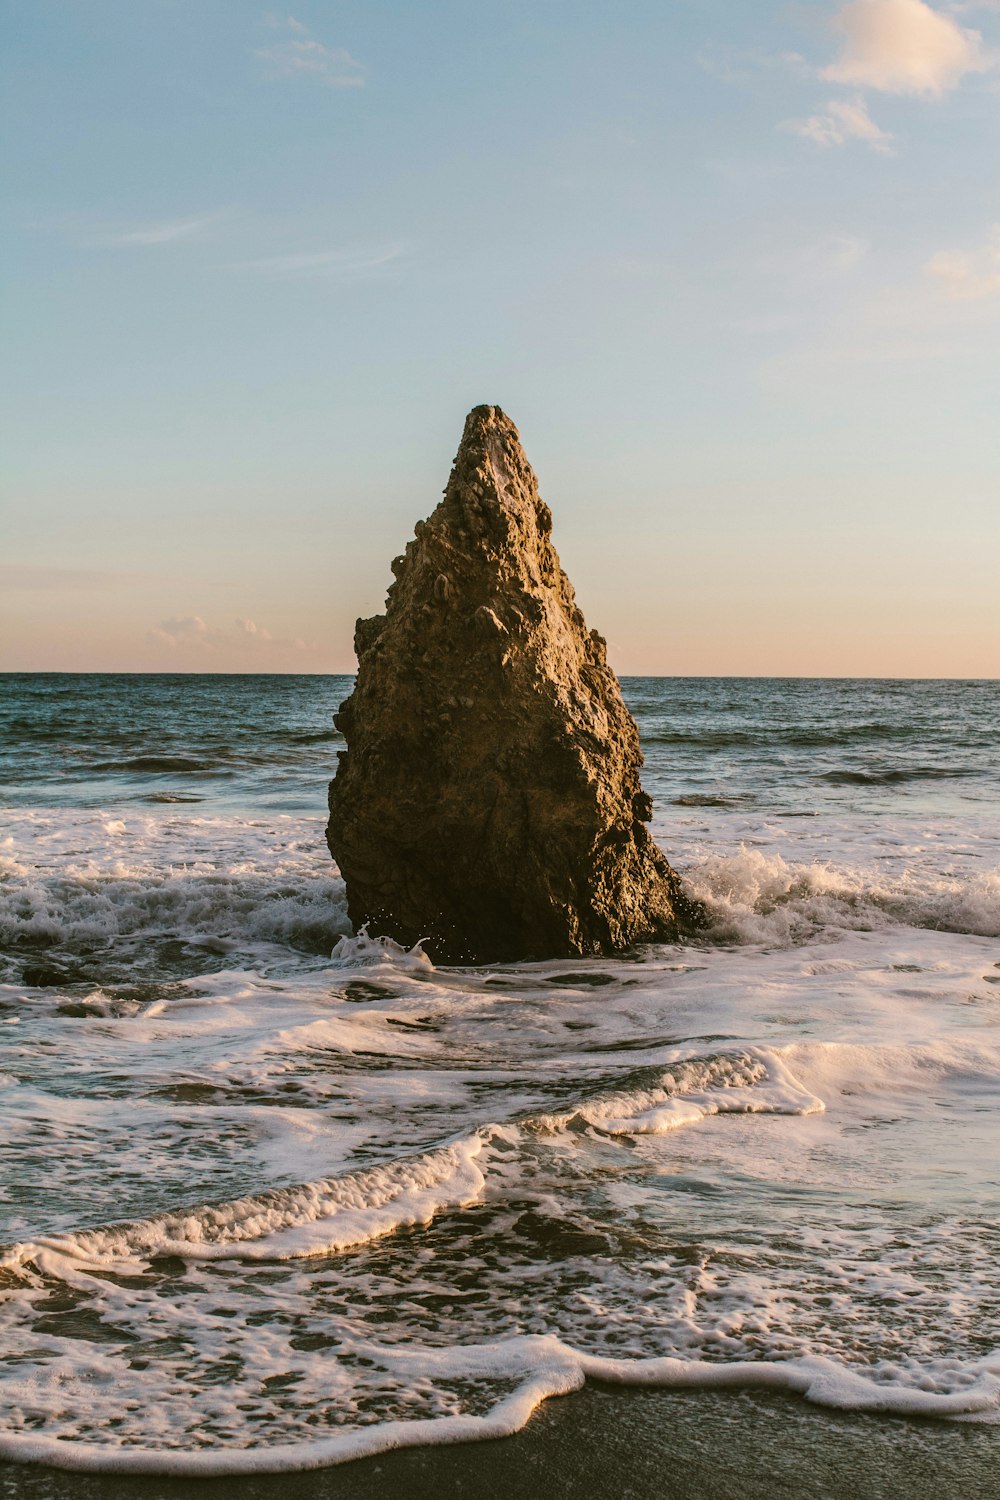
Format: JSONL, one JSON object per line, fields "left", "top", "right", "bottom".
{"left": 230, "top": 244, "right": 406, "bottom": 278}
{"left": 256, "top": 15, "right": 364, "bottom": 87}
{"left": 89, "top": 212, "right": 225, "bottom": 249}
{"left": 822, "top": 0, "right": 993, "bottom": 96}
{"left": 113, "top": 216, "right": 217, "bottom": 247}
{"left": 262, "top": 12, "right": 309, "bottom": 33}
{"left": 696, "top": 44, "right": 811, "bottom": 85}
{"left": 760, "top": 233, "right": 871, "bottom": 277}
{"left": 782, "top": 95, "right": 895, "bottom": 152}
{"left": 149, "top": 616, "right": 307, "bottom": 652}
{"left": 149, "top": 616, "right": 210, "bottom": 647}
{"left": 819, "top": 232, "right": 871, "bottom": 270}
{"left": 236, "top": 617, "right": 272, "bottom": 640}
{"left": 925, "top": 224, "right": 1000, "bottom": 297}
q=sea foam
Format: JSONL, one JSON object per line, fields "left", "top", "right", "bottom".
{"left": 4, "top": 677, "right": 1000, "bottom": 1474}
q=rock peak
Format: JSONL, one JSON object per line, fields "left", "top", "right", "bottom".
{"left": 439, "top": 403, "right": 551, "bottom": 549}
{"left": 327, "top": 405, "right": 699, "bottom": 963}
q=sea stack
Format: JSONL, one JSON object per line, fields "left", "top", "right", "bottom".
{"left": 327, "top": 405, "right": 697, "bottom": 963}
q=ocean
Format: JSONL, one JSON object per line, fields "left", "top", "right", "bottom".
{"left": 1, "top": 673, "right": 999, "bottom": 1486}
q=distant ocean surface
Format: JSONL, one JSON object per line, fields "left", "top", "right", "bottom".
{"left": 1, "top": 673, "right": 999, "bottom": 1476}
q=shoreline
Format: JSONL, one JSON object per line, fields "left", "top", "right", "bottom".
{"left": 2, "top": 1386, "right": 998, "bottom": 1500}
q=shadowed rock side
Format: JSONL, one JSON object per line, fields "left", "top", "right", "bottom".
{"left": 327, "top": 404, "right": 701, "bottom": 963}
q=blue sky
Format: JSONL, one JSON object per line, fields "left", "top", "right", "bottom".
{"left": 3, "top": 0, "right": 999, "bottom": 675}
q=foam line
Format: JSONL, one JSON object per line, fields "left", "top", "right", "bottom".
{"left": 1, "top": 1048, "right": 820, "bottom": 1279}
{"left": 1, "top": 1338, "right": 997, "bottom": 1476}
{"left": 530, "top": 1048, "right": 824, "bottom": 1137}
{"left": 2, "top": 1129, "right": 496, "bottom": 1276}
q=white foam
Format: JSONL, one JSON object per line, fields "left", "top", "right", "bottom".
{"left": 3, "top": 1128, "right": 497, "bottom": 1276}
{"left": 685, "top": 843, "right": 1000, "bottom": 944}
{"left": 0, "top": 808, "right": 351, "bottom": 953}
{"left": 4, "top": 807, "right": 1000, "bottom": 979}
{"left": 0, "top": 1335, "right": 996, "bottom": 1477}
{"left": 4, "top": 802, "right": 1000, "bottom": 1474}
{"left": 531, "top": 1048, "right": 824, "bottom": 1137}
{"left": 330, "top": 927, "right": 435, "bottom": 972}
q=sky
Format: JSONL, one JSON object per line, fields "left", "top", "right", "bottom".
{"left": 2, "top": 0, "right": 999, "bottom": 677}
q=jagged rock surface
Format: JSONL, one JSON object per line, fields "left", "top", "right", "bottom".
{"left": 327, "top": 405, "right": 697, "bottom": 963}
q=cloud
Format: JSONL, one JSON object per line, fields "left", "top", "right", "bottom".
{"left": 149, "top": 616, "right": 308, "bottom": 652}
{"left": 86, "top": 212, "right": 226, "bottom": 249}
{"left": 782, "top": 95, "right": 895, "bottom": 152}
{"left": 262, "top": 12, "right": 308, "bottom": 32}
{"left": 149, "top": 616, "right": 211, "bottom": 647}
{"left": 816, "top": 232, "right": 871, "bottom": 271}
{"left": 760, "top": 233, "right": 871, "bottom": 277}
{"left": 236, "top": 617, "right": 271, "bottom": 640}
{"left": 229, "top": 244, "right": 406, "bottom": 278}
{"left": 822, "top": 0, "right": 993, "bottom": 96}
{"left": 925, "top": 224, "right": 1000, "bottom": 297}
{"left": 27, "top": 209, "right": 226, "bottom": 252}
{"left": 696, "top": 44, "right": 811, "bottom": 85}
{"left": 256, "top": 15, "right": 364, "bottom": 87}
{"left": 110, "top": 216, "right": 219, "bottom": 247}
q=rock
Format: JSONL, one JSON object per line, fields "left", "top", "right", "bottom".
{"left": 327, "top": 404, "right": 701, "bottom": 963}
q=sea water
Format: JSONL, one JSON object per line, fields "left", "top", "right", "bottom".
{"left": 0, "top": 674, "right": 998, "bottom": 1475}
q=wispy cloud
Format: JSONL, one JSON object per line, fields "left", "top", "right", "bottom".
{"left": 760, "top": 233, "right": 871, "bottom": 278}
{"left": 229, "top": 244, "right": 406, "bottom": 279}
{"left": 256, "top": 14, "right": 364, "bottom": 87}
{"left": 149, "top": 615, "right": 308, "bottom": 651}
{"left": 696, "top": 44, "right": 811, "bottom": 85}
{"left": 822, "top": 0, "right": 994, "bottom": 96}
{"left": 782, "top": 95, "right": 895, "bottom": 153}
{"left": 92, "top": 212, "right": 225, "bottom": 249}
{"left": 925, "top": 224, "right": 1000, "bottom": 297}
{"left": 112, "top": 216, "right": 218, "bottom": 247}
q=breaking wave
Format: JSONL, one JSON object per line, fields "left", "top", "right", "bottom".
{"left": 2, "top": 1041, "right": 998, "bottom": 1474}
{"left": 0, "top": 866, "right": 350, "bottom": 959}
{"left": 0, "top": 811, "right": 351, "bottom": 965}
{"left": 0, "top": 1048, "right": 819, "bottom": 1278}
{"left": 2, "top": 1130, "right": 496, "bottom": 1275}
{"left": 3, "top": 821, "right": 998, "bottom": 979}
{"left": 688, "top": 846, "right": 1000, "bottom": 943}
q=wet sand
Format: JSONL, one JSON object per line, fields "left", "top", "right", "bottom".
{"left": 2, "top": 1386, "right": 997, "bottom": 1500}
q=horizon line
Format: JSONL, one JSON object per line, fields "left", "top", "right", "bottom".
{"left": 1, "top": 670, "right": 997, "bottom": 684}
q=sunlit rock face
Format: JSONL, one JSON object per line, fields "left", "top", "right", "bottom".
{"left": 327, "top": 404, "right": 699, "bottom": 963}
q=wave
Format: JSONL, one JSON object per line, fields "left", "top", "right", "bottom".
{"left": 270, "top": 728, "right": 340, "bottom": 746}
{"left": 672, "top": 794, "right": 755, "bottom": 808}
{"left": 141, "top": 792, "right": 206, "bottom": 804}
{"left": 3, "top": 845, "right": 998, "bottom": 973}
{"left": 94, "top": 755, "right": 227, "bottom": 774}
{"left": 0, "top": 1047, "right": 819, "bottom": 1279}
{"left": 528, "top": 1048, "right": 823, "bottom": 1136}
{"left": 819, "top": 767, "right": 981, "bottom": 786}
{"left": 2, "top": 1336, "right": 997, "bottom": 1476}
{"left": 2, "top": 1038, "right": 998, "bottom": 1476}
{"left": 0, "top": 866, "right": 350, "bottom": 959}
{"left": 1, "top": 1129, "right": 497, "bottom": 1276}
{"left": 641, "top": 725, "right": 990, "bottom": 751}
{"left": 688, "top": 846, "right": 1000, "bottom": 943}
